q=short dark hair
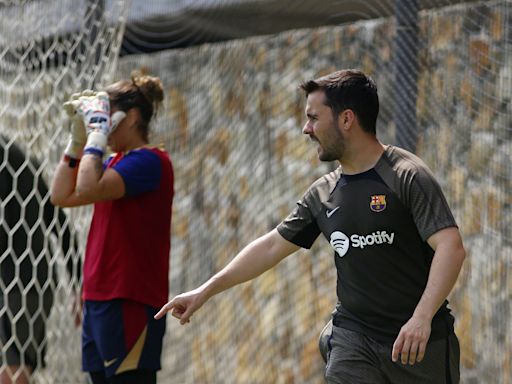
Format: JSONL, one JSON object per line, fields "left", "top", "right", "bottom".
{"left": 300, "top": 69, "right": 379, "bottom": 134}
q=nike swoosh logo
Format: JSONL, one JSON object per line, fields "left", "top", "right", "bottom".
{"left": 326, "top": 206, "right": 340, "bottom": 218}
{"left": 104, "top": 358, "right": 118, "bottom": 368}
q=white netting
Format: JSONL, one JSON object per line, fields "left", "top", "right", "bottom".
{"left": 0, "top": 1, "right": 128, "bottom": 382}
{"left": 1, "top": 1, "right": 511, "bottom": 383}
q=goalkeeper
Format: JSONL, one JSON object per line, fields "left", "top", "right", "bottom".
{"left": 156, "top": 69, "right": 466, "bottom": 384}
{"left": 50, "top": 72, "right": 173, "bottom": 384}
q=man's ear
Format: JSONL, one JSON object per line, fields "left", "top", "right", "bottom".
{"left": 338, "top": 109, "right": 355, "bottom": 131}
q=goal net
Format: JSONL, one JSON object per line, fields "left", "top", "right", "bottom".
{"left": 1, "top": 1, "right": 511, "bottom": 383}
{"left": 0, "top": 1, "right": 128, "bottom": 382}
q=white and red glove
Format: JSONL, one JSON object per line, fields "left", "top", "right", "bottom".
{"left": 64, "top": 91, "right": 126, "bottom": 158}
{"left": 62, "top": 90, "right": 95, "bottom": 160}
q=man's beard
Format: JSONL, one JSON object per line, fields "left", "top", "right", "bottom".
{"left": 318, "top": 122, "right": 345, "bottom": 162}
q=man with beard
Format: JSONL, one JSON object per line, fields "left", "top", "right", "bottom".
{"left": 155, "top": 69, "right": 465, "bottom": 384}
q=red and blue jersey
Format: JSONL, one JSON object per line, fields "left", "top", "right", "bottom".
{"left": 83, "top": 147, "right": 174, "bottom": 308}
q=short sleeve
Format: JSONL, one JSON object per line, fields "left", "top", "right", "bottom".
{"left": 408, "top": 168, "right": 457, "bottom": 241}
{"left": 375, "top": 146, "right": 458, "bottom": 242}
{"left": 277, "top": 188, "right": 321, "bottom": 249}
{"left": 111, "top": 149, "right": 162, "bottom": 197}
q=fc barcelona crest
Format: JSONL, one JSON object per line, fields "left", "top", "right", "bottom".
{"left": 370, "top": 195, "right": 386, "bottom": 212}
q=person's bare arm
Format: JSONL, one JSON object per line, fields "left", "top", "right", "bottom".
{"left": 392, "top": 227, "right": 465, "bottom": 365}
{"left": 50, "top": 154, "right": 125, "bottom": 207}
{"left": 52, "top": 91, "right": 125, "bottom": 207}
{"left": 155, "top": 229, "right": 300, "bottom": 323}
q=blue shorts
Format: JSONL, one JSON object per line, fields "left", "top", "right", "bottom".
{"left": 82, "top": 299, "right": 166, "bottom": 377}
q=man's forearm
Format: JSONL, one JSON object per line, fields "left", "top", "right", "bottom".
{"left": 413, "top": 242, "right": 465, "bottom": 320}
{"left": 200, "top": 229, "right": 298, "bottom": 300}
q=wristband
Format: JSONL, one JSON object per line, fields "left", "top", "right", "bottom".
{"left": 63, "top": 154, "right": 80, "bottom": 168}
{"left": 83, "top": 147, "right": 104, "bottom": 158}
{"left": 83, "top": 131, "right": 107, "bottom": 158}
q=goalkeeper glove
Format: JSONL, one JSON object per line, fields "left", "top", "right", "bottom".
{"left": 62, "top": 90, "right": 96, "bottom": 159}
{"left": 71, "top": 92, "right": 126, "bottom": 158}
{"left": 80, "top": 91, "right": 111, "bottom": 157}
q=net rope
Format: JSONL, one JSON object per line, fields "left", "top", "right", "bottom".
{"left": 0, "top": 1, "right": 510, "bottom": 383}
{"left": 0, "top": 1, "right": 127, "bottom": 382}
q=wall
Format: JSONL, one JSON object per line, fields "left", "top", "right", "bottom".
{"left": 117, "top": 1, "right": 511, "bottom": 382}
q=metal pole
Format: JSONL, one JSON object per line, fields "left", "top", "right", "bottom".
{"left": 393, "top": 0, "right": 419, "bottom": 153}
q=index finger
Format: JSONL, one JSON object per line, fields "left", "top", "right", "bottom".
{"left": 154, "top": 300, "right": 175, "bottom": 320}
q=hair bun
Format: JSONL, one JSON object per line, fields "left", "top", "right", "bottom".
{"left": 131, "top": 70, "right": 164, "bottom": 113}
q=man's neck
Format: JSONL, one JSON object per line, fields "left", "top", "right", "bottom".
{"left": 339, "top": 139, "right": 385, "bottom": 175}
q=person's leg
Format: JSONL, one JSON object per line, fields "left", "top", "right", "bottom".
{"left": 107, "top": 302, "right": 165, "bottom": 380}
{"left": 379, "top": 333, "right": 461, "bottom": 384}
{"left": 83, "top": 301, "right": 108, "bottom": 379}
{"left": 88, "top": 300, "right": 166, "bottom": 382}
{"left": 110, "top": 369, "right": 156, "bottom": 384}
{"left": 0, "top": 366, "right": 31, "bottom": 384}
{"left": 0, "top": 317, "right": 32, "bottom": 384}
{"left": 447, "top": 333, "right": 461, "bottom": 383}
{"left": 0, "top": 294, "right": 34, "bottom": 384}
{"left": 325, "top": 326, "right": 388, "bottom": 384}
{"left": 89, "top": 371, "right": 110, "bottom": 384}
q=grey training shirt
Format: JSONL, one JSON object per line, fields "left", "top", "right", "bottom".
{"left": 277, "top": 145, "right": 457, "bottom": 342}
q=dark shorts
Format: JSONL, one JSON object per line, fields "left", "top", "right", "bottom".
{"left": 0, "top": 292, "right": 53, "bottom": 369}
{"left": 82, "top": 299, "right": 166, "bottom": 378}
{"left": 325, "top": 325, "right": 460, "bottom": 384}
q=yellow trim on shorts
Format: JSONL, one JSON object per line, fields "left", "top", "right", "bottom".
{"left": 115, "top": 326, "right": 148, "bottom": 374}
